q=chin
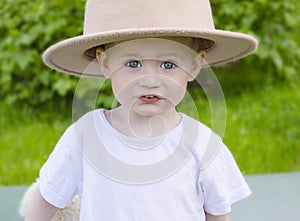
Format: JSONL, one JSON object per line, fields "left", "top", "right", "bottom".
{"left": 134, "top": 110, "right": 163, "bottom": 117}
{"left": 132, "top": 104, "right": 174, "bottom": 117}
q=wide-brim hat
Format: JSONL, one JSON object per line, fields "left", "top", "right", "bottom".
{"left": 42, "top": 0, "right": 258, "bottom": 78}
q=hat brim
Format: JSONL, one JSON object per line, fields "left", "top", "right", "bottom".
{"left": 42, "top": 28, "right": 258, "bottom": 77}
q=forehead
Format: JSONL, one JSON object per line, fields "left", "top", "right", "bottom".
{"left": 106, "top": 37, "right": 196, "bottom": 50}
{"left": 105, "top": 38, "right": 197, "bottom": 59}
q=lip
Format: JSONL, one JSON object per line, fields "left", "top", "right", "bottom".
{"left": 139, "top": 94, "right": 161, "bottom": 103}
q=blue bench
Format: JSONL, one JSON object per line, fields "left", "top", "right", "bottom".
{"left": 1, "top": 173, "right": 299, "bottom": 220}
{"left": 232, "top": 172, "right": 300, "bottom": 220}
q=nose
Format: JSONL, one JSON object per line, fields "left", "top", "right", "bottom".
{"left": 138, "top": 75, "right": 162, "bottom": 88}
{"left": 138, "top": 61, "right": 162, "bottom": 88}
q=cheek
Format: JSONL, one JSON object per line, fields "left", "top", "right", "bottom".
{"left": 111, "top": 81, "right": 127, "bottom": 103}
{"left": 111, "top": 76, "right": 136, "bottom": 104}
{"left": 170, "top": 74, "right": 189, "bottom": 91}
{"left": 111, "top": 80, "right": 122, "bottom": 95}
{"left": 110, "top": 72, "right": 129, "bottom": 94}
{"left": 166, "top": 78, "right": 188, "bottom": 105}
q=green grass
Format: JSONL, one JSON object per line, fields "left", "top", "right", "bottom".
{"left": 224, "top": 83, "right": 300, "bottom": 174}
{"left": 1, "top": 76, "right": 300, "bottom": 185}
{"left": 0, "top": 104, "right": 72, "bottom": 185}
{"left": 185, "top": 68, "right": 300, "bottom": 175}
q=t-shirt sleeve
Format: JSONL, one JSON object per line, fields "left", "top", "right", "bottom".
{"left": 38, "top": 125, "right": 82, "bottom": 208}
{"left": 198, "top": 144, "right": 251, "bottom": 216}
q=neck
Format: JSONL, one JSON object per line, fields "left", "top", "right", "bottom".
{"left": 104, "top": 106, "right": 181, "bottom": 138}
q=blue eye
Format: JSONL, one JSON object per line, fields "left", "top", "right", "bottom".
{"left": 126, "top": 60, "right": 142, "bottom": 68}
{"left": 161, "top": 61, "right": 176, "bottom": 69}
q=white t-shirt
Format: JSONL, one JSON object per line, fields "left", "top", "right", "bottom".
{"left": 39, "top": 109, "right": 251, "bottom": 221}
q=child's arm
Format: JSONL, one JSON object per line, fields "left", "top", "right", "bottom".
{"left": 205, "top": 212, "right": 231, "bottom": 221}
{"left": 25, "top": 184, "right": 58, "bottom": 221}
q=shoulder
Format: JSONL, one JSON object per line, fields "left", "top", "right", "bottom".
{"left": 72, "top": 108, "right": 106, "bottom": 144}
{"left": 74, "top": 109, "right": 104, "bottom": 124}
{"left": 181, "top": 113, "right": 224, "bottom": 169}
{"left": 73, "top": 108, "right": 106, "bottom": 131}
{"left": 181, "top": 113, "right": 215, "bottom": 138}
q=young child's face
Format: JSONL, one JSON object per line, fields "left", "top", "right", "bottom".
{"left": 97, "top": 38, "right": 204, "bottom": 116}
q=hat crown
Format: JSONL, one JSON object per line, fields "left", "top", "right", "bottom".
{"left": 43, "top": 0, "right": 258, "bottom": 77}
{"left": 84, "top": 0, "right": 215, "bottom": 34}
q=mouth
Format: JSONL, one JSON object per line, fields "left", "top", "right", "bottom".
{"left": 139, "top": 94, "right": 161, "bottom": 103}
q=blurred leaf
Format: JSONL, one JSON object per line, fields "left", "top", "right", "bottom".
{"left": 53, "top": 78, "right": 73, "bottom": 96}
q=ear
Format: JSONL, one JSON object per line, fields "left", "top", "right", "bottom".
{"left": 96, "top": 48, "right": 111, "bottom": 78}
{"left": 188, "top": 50, "right": 205, "bottom": 81}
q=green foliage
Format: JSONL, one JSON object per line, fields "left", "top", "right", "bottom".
{"left": 1, "top": 0, "right": 299, "bottom": 107}
{"left": 211, "top": 0, "right": 300, "bottom": 81}
{"left": 0, "top": 0, "right": 85, "bottom": 106}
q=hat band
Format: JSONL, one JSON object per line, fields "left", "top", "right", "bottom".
{"left": 84, "top": 37, "right": 215, "bottom": 59}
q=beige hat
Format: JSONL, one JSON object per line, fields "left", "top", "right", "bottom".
{"left": 42, "top": 0, "right": 258, "bottom": 77}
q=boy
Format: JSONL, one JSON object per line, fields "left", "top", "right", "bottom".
{"left": 25, "top": 0, "right": 258, "bottom": 220}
